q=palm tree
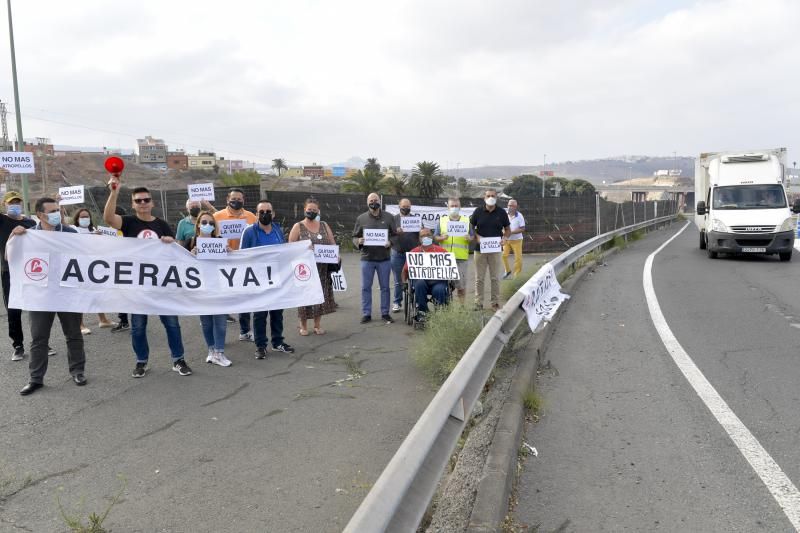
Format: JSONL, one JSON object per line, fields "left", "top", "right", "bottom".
{"left": 342, "top": 170, "right": 385, "bottom": 194}
{"left": 271, "top": 158, "right": 288, "bottom": 176}
{"left": 381, "top": 175, "right": 406, "bottom": 195}
{"left": 409, "top": 161, "right": 445, "bottom": 200}
{"left": 364, "top": 158, "right": 381, "bottom": 176}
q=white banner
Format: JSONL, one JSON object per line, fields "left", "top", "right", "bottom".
{"left": 521, "top": 264, "right": 570, "bottom": 331}
{"left": 406, "top": 252, "right": 460, "bottom": 280}
{"left": 0, "top": 152, "right": 35, "bottom": 174}
{"left": 331, "top": 269, "right": 347, "bottom": 292}
{"left": 7, "top": 231, "right": 323, "bottom": 315}
{"left": 314, "top": 244, "right": 339, "bottom": 264}
{"left": 218, "top": 219, "right": 248, "bottom": 239}
{"left": 479, "top": 237, "right": 502, "bottom": 254}
{"left": 386, "top": 205, "right": 476, "bottom": 229}
{"left": 58, "top": 185, "right": 85, "bottom": 206}
{"left": 188, "top": 183, "right": 215, "bottom": 201}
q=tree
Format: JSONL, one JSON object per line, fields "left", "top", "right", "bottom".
{"left": 272, "top": 158, "right": 288, "bottom": 176}
{"left": 564, "top": 178, "right": 596, "bottom": 196}
{"left": 381, "top": 175, "right": 406, "bottom": 195}
{"left": 342, "top": 170, "right": 385, "bottom": 194}
{"left": 409, "top": 161, "right": 445, "bottom": 200}
{"left": 364, "top": 158, "right": 381, "bottom": 175}
{"left": 504, "top": 174, "right": 543, "bottom": 197}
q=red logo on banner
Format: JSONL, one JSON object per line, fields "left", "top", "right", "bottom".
{"left": 24, "top": 258, "right": 48, "bottom": 281}
{"left": 294, "top": 263, "right": 312, "bottom": 281}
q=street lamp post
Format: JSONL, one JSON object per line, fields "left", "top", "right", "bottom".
{"left": 542, "top": 153, "right": 547, "bottom": 198}
{"left": 6, "top": 0, "right": 29, "bottom": 212}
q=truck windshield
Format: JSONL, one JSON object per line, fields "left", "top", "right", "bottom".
{"left": 712, "top": 185, "right": 786, "bottom": 209}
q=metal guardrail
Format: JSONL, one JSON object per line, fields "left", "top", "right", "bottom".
{"left": 343, "top": 213, "right": 680, "bottom": 533}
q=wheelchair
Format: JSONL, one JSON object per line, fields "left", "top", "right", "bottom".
{"left": 403, "top": 279, "right": 453, "bottom": 329}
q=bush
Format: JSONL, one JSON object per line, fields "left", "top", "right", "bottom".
{"left": 411, "top": 303, "right": 484, "bottom": 385}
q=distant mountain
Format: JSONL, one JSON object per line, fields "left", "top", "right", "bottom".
{"left": 443, "top": 156, "right": 695, "bottom": 184}
{"left": 327, "top": 156, "right": 367, "bottom": 169}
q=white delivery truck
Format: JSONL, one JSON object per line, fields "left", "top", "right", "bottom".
{"left": 695, "top": 147, "right": 800, "bottom": 261}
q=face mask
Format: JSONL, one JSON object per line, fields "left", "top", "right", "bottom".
{"left": 47, "top": 212, "right": 62, "bottom": 226}
{"left": 399, "top": 207, "right": 411, "bottom": 215}
{"left": 305, "top": 211, "right": 318, "bottom": 220}
{"left": 199, "top": 222, "right": 215, "bottom": 234}
{"left": 189, "top": 207, "right": 201, "bottom": 217}
{"left": 259, "top": 212, "right": 273, "bottom": 226}
{"left": 449, "top": 207, "right": 460, "bottom": 217}
{"left": 368, "top": 202, "right": 380, "bottom": 211}
{"left": 6, "top": 204, "right": 22, "bottom": 217}
{"left": 421, "top": 237, "right": 433, "bottom": 246}
{"left": 228, "top": 200, "right": 244, "bottom": 210}
{"left": 315, "top": 213, "right": 321, "bottom": 222}
{"left": 78, "top": 217, "right": 91, "bottom": 228}
{"left": 485, "top": 197, "right": 497, "bottom": 207}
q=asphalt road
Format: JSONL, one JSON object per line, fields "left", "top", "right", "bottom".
{"left": 513, "top": 223, "right": 800, "bottom": 532}
{"left": 0, "top": 250, "right": 549, "bottom": 533}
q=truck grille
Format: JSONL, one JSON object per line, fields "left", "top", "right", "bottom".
{"left": 729, "top": 225, "right": 776, "bottom": 234}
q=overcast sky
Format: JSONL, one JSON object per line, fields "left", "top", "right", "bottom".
{"left": 1, "top": 0, "right": 798, "bottom": 169}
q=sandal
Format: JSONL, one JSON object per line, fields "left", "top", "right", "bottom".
{"left": 298, "top": 328, "right": 309, "bottom": 336}
{"left": 313, "top": 327, "right": 326, "bottom": 335}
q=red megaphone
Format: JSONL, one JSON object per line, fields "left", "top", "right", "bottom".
{"left": 104, "top": 156, "right": 125, "bottom": 190}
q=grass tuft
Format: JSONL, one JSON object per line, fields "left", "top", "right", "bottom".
{"left": 500, "top": 263, "right": 544, "bottom": 300}
{"left": 522, "top": 386, "right": 544, "bottom": 414}
{"left": 58, "top": 476, "right": 126, "bottom": 533}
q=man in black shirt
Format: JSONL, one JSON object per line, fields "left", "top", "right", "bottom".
{"left": 0, "top": 191, "right": 35, "bottom": 361}
{"left": 104, "top": 180, "right": 191, "bottom": 378}
{"left": 469, "top": 188, "right": 510, "bottom": 310}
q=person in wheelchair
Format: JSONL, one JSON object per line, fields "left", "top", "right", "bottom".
{"left": 402, "top": 228, "right": 450, "bottom": 322}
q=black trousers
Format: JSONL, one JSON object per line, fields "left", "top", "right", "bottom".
{"left": 29, "top": 311, "right": 85, "bottom": 384}
{"left": 2, "top": 269, "right": 24, "bottom": 349}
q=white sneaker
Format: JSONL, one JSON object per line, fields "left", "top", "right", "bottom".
{"left": 210, "top": 350, "right": 232, "bottom": 367}
{"left": 238, "top": 332, "right": 254, "bottom": 342}
{"left": 206, "top": 348, "right": 214, "bottom": 363}
{"left": 391, "top": 303, "right": 402, "bottom": 313}
{"left": 81, "top": 327, "right": 91, "bottom": 335}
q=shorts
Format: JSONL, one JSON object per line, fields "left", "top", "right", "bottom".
{"left": 454, "top": 260, "right": 468, "bottom": 291}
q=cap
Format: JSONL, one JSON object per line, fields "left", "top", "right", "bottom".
{"left": 3, "top": 191, "right": 22, "bottom": 203}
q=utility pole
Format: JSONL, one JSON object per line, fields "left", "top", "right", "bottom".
{"left": 542, "top": 153, "right": 547, "bottom": 198}
{"left": 7, "top": 0, "right": 29, "bottom": 212}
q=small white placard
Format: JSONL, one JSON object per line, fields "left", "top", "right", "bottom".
{"left": 405, "top": 252, "right": 460, "bottom": 280}
{"left": 364, "top": 228, "right": 388, "bottom": 246}
{"left": 400, "top": 216, "right": 422, "bottom": 232}
{"left": 188, "top": 183, "right": 215, "bottom": 201}
{"left": 479, "top": 237, "right": 502, "bottom": 254}
{"left": 314, "top": 244, "right": 339, "bottom": 264}
{"left": 58, "top": 185, "right": 85, "bottom": 206}
{"left": 0, "top": 152, "right": 35, "bottom": 174}
{"left": 447, "top": 220, "right": 468, "bottom": 237}
{"left": 96, "top": 226, "right": 119, "bottom": 237}
{"left": 195, "top": 237, "right": 227, "bottom": 260}
{"left": 331, "top": 270, "right": 347, "bottom": 292}
{"left": 218, "top": 219, "right": 248, "bottom": 239}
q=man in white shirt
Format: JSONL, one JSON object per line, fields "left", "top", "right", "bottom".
{"left": 502, "top": 199, "right": 525, "bottom": 279}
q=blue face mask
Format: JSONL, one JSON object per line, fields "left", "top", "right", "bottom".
{"left": 6, "top": 204, "right": 22, "bottom": 217}
{"left": 421, "top": 237, "right": 433, "bottom": 246}
{"left": 46, "top": 212, "right": 62, "bottom": 226}
{"left": 199, "top": 222, "right": 215, "bottom": 235}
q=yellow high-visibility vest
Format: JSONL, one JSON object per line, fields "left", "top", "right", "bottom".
{"left": 439, "top": 215, "right": 471, "bottom": 260}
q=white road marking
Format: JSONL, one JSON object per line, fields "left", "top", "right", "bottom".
{"left": 644, "top": 221, "right": 800, "bottom": 531}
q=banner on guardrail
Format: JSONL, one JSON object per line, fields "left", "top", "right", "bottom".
{"left": 521, "top": 263, "right": 570, "bottom": 331}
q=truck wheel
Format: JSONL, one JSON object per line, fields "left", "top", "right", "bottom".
{"left": 707, "top": 247, "right": 718, "bottom": 259}
{"left": 780, "top": 251, "right": 792, "bottom": 262}
{"left": 699, "top": 231, "right": 707, "bottom": 250}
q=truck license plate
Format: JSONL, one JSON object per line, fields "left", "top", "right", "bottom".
{"left": 741, "top": 247, "right": 766, "bottom": 253}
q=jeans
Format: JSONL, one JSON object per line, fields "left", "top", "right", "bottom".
{"left": 413, "top": 279, "right": 449, "bottom": 313}
{"left": 253, "top": 310, "right": 284, "bottom": 349}
{"left": 502, "top": 239, "right": 524, "bottom": 276}
{"left": 29, "top": 311, "right": 84, "bottom": 384}
{"left": 239, "top": 313, "right": 252, "bottom": 335}
{"left": 2, "top": 269, "right": 24, "bottom": 349}
{"left": 131, "top": 314, "right": 184, "bottom": 363}
{"left": 390, "top": 251, "right": 407, "bottom": 305}
{"left": 360, "top": 259, "right": 391, "bottom": 317}
{"left": 474, "top": 251, "right": 501, "bottom": 307}
{"left": 200, "top": 314, "right": 227, "bottom": 351}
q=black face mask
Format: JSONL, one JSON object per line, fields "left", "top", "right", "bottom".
{"left": 259, "top": 212, "right": 273, "bottom": 226}
{"left": 305, "top": 211, "right": 317, "bottom": 220}
{"left": 399, "top": 207, "right": 411, "bottom": 215}
{"left": 228, "top": 200, "right": 244, "bottom": 210}
{"left": 189, "top": 207, "right": 201, "bottom": 217}
{"left": 368, "top": 202, "right": 380, "bottom": 211}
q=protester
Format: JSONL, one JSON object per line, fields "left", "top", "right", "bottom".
{"left": 0, "top": 191, "right": 36, "bottom": 361}
{"left": 402, "top": 228, "right": 450, "bottom": 321}
{"left": 352, "top": 193, "right": 398, "bottom": 324}
{"left": 11, "top": 197, "right": 87, "bottom": 395}
{"left": 103, "top": 179, "right": 192, "bottom": 378}
{"left": 390, "top": 198, "right": 419, "bottom": 313}
{"left": 177, "top": 198, "right": 216, "bottom": 246}
{"left": 214, "top": 188, "right": 257, "bottom": 341}
{"left": 288, "top": 197, "right": 336, "bottom": 335}
{"left": 434, "top": 197, "right": 472, "bottom": 303}
{"left": 241, "top": 200, "right": 294, "bottom": 358}
{"left": 70, "top": 208, "right": 115, "bottom": 333}
{"left": 470, "top": 189, "right": 510, "bottom": 310}
{"left": 502, "top": 199, "right": 526, "bottom": 279}
{"left": 110, "top": 206, "right": 130, "bottom": 333}
{"left": 184, "top": 211, "right": 232, "bottom": 367}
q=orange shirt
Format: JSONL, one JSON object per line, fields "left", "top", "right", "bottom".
{"left": 213, "top": 208, "right": 257, "bottom": 250}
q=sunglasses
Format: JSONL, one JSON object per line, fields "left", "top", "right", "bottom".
{"left": 258, "top": 210, "right": 273, "bottom": 215}
{"left": 200, "top": 221, "right": 215, "bottom": 226}
{"left": 133, "top": 198, "right": 152, "bottom": 204}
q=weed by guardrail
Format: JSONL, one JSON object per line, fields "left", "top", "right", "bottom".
{"left": 500, "top": 264, "right": 544, "bottom": 301}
